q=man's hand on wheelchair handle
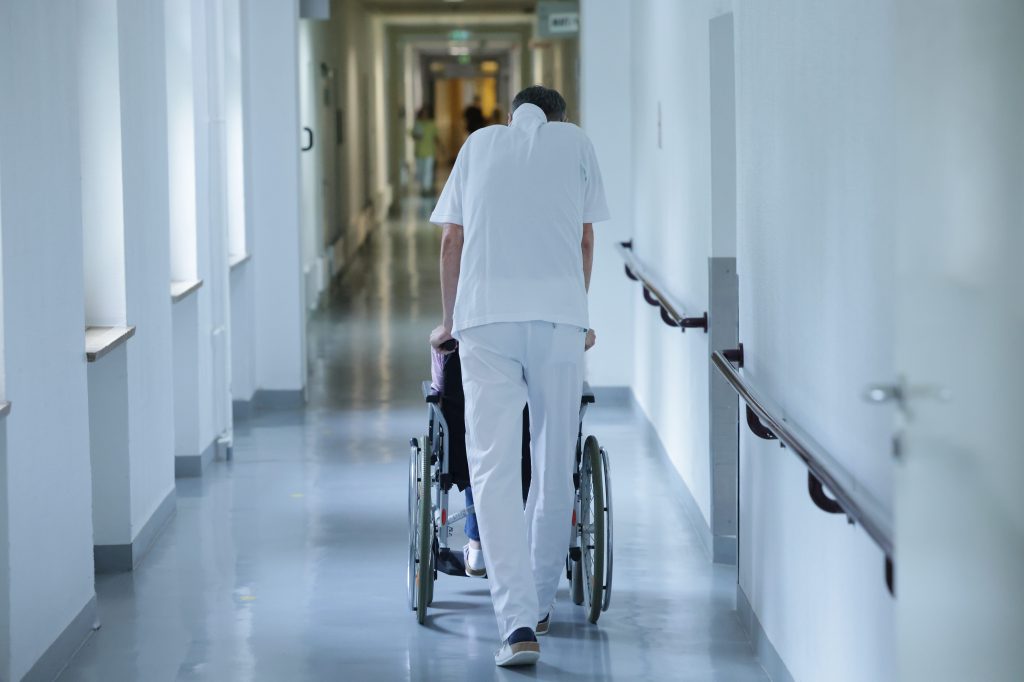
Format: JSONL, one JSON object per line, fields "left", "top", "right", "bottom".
{"left": 430, "top": 324, "right": 456, "bottom": 353}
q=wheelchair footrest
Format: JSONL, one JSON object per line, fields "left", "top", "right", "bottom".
{"left": 435, "top": 547, "right": 474, "bottom": 578}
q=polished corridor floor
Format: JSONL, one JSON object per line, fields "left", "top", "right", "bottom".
{"left": 58, "top": 201, "right": 768, "bottom": 681}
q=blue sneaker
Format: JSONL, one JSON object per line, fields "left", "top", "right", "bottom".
{"left": 494, "top": 627, "right": 540, "bottom": 667}
{"left": 536, "top": 613, "right": 550, "bottom": 636}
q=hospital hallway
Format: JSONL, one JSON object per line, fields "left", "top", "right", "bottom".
{"left": 2, "top": 1, "right": 1024, "bottom": 681}
{"left": 52, "top": 200, "right": 767, "bottom": 680}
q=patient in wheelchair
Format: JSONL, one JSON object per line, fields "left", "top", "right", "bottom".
{"left": 430, "top": 341, "right": 531, "bottom": 578}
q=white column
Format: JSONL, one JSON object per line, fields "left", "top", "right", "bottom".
{"left": 240, "top": 0, "right": 306, "bottom": 401}
{"left": 0, "top": 3, "right": 96, "bottom": 679}
{"left": 117, "top": 0, "right": 177, "bottom": 541}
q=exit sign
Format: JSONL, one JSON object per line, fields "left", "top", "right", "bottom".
{"left": 537, "top": 1, "right": 579, "bottom": 38}
{"left": 548, "top": 12, "right": 579, "bottom": 34}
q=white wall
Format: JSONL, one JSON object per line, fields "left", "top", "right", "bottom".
{"left": 578, "top": 0, "right": 634, "bottom": 388}
{"left": 627, "top": 0, "right": 724, "bottom": 526}
{"left": 166, "top": 0, "right": 200, "bottom": 283}
{"left": 0, "top": 3, "right": 96, "bottom": 679}
{"left": 735, "top": 4, "right": 895, "bottom": 679}
{"left": 223, "top": 0, "right": 248, "bottom": 261}
{"left": 582, "top": 1, "right": 896, "bottom": 679}
{"left": 79, "top": 0, "right": 128, "bottom": 328}
{"left": 298, "top": 0, "right": 380, "bottom": 301}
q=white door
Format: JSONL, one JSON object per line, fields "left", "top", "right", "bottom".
{"left": 889, "top": 2, "right": 1024, "bottom": 679}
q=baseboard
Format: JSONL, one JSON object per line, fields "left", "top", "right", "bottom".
{"left": 21, "top": 595, "right": 98, "bottom": 682}
{"left": 174, "top": 438, "right": 217, "bottom": 478}
{"left": 252, "top": 388, "right": 306, "bottom": 411}
{"left": 592, "top": 386, "right": 633, "bottom": 406}
{"left": 232, "top": 399, "right": 253, "bottom": 421}
{"left": 737, "top": 584, "right": 795, "bottom": 682}
{"left": 94, "top": 487, "right": 176, "bottom": 574}
{"left": 714, "top": 534, "right": 738, "bottom": 564}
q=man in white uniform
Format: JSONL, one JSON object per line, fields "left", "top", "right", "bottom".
{"left": 429, "top": 85, "right": 609, "bottom": 667}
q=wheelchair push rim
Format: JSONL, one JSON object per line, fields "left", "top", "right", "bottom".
{"left": 410, "top": 435, "right": 435, "bottom": 624}
{"left": 407, "top": 437, "right": 419, "bottom": 611}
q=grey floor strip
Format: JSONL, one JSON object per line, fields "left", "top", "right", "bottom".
{"left": 94, "top": 487, "right": 176, "bottom": 574}
{"left": 592, "top": 385, "right": 633, "bottom": 406}
{"left": 232, "top": 399, "right": 253, "bottom": 421}
{"left": 175, "top": 438, "right": 216, "bottom": 478}
{"left": 737, "top": 584, "right": 795, "bottom": 682}
{"left": 22, "top": 596, "right": 97, "bottom": 682}
{"left": 253, "top": 388, "right": 307, "bottom": 411}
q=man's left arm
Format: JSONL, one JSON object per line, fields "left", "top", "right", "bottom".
{"left": 582, "top": 222, "right": 594, "bottom": 292}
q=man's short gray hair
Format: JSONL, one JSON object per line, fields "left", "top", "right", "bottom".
{"left": 511, "top": 85, "right": 567, "bottom": 122}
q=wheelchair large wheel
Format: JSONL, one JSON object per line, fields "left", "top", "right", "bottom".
{"left": 414, "top": 436, "right": 434, "bottom": 624}
{"left": 577, "top": 435, "right": 610, "bottom": 623}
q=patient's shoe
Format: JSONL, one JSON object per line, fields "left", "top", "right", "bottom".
{"left": 494, "top": 627, "right": 540, "bottom": 667}
{"left": 463, "top": 543, "right": 486, "bottom": 577}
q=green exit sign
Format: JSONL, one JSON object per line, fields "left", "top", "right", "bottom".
{"left": 448, "top": 29, "right": 471, "bottom": 41}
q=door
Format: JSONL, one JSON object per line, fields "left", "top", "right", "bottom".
{"left": 888, "top": 2, "right": 1024, "bottom": 679}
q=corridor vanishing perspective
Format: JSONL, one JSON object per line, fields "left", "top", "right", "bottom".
{"left": 2, "top": 1, "right": 1023, "bottom": 681}
{"left": 58, "top": 204, "right": 767, "bottom": 681}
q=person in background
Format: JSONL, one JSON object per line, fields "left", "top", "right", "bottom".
{"left": 463, "top": 96, "right": 485, "bottom": 136}
{"left": 411, "top": 106, "right": 443, "bottom": 196}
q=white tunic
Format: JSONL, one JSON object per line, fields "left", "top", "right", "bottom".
{"left": 430, "top": 103, "right": 610, "bottom": 337}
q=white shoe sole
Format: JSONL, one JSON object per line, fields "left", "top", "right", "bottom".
{"left": 495, "top": 643, "right": 540, "bottom": 667}
{"left": 463, "top": 546, "right": 486, "bottom": 578}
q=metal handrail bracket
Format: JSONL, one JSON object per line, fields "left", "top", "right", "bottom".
{"left": 711, "top": 349, "right": 895, "bottom": 593}
{"left": 616, "top": 240, "right": 708, "bottom": 333}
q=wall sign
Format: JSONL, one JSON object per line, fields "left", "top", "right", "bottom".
{"left": 537, "top": 1, "right": 580, "bottom": 39}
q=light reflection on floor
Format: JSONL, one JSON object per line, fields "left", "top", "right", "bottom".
{"left": 58, "top": 198, "right": 767, "bottom": 681}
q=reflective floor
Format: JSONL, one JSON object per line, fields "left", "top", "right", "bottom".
{"left": 58, "top": 199, "right": 768, "bottom": 681}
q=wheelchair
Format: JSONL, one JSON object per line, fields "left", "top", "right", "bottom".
{"left": 407, "top": 346, "right": 613, "bottom": 626}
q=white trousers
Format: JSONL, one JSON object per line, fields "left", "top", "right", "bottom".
{"left": 458, "top": 321, "right": 585, "bottom": 640}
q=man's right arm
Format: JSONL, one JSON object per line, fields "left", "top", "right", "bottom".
{"left": 439, "top": 223, "right": 464, "bottom": 337}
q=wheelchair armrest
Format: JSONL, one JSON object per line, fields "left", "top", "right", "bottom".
{"left": 422, "top": 380, "right": 440, "bottom": 404}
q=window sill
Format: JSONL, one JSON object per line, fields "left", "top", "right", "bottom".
{"left": 85, "top": 326, "right": 136, "bottom": 362}
{"left": 229, "top": 252, "right": 251, "bottom": 270}
{"left": 170, "top": 278, "right": 203, "bottom": 303}
{"left": 0, "top": 401, "right": 9, "bottom": 418}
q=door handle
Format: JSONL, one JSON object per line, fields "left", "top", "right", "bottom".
{"left": 863, "top": 376, "right": 951, "bottom": 422}
{"left": 302, "top": 126, "right": 314, "bottom": 151}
